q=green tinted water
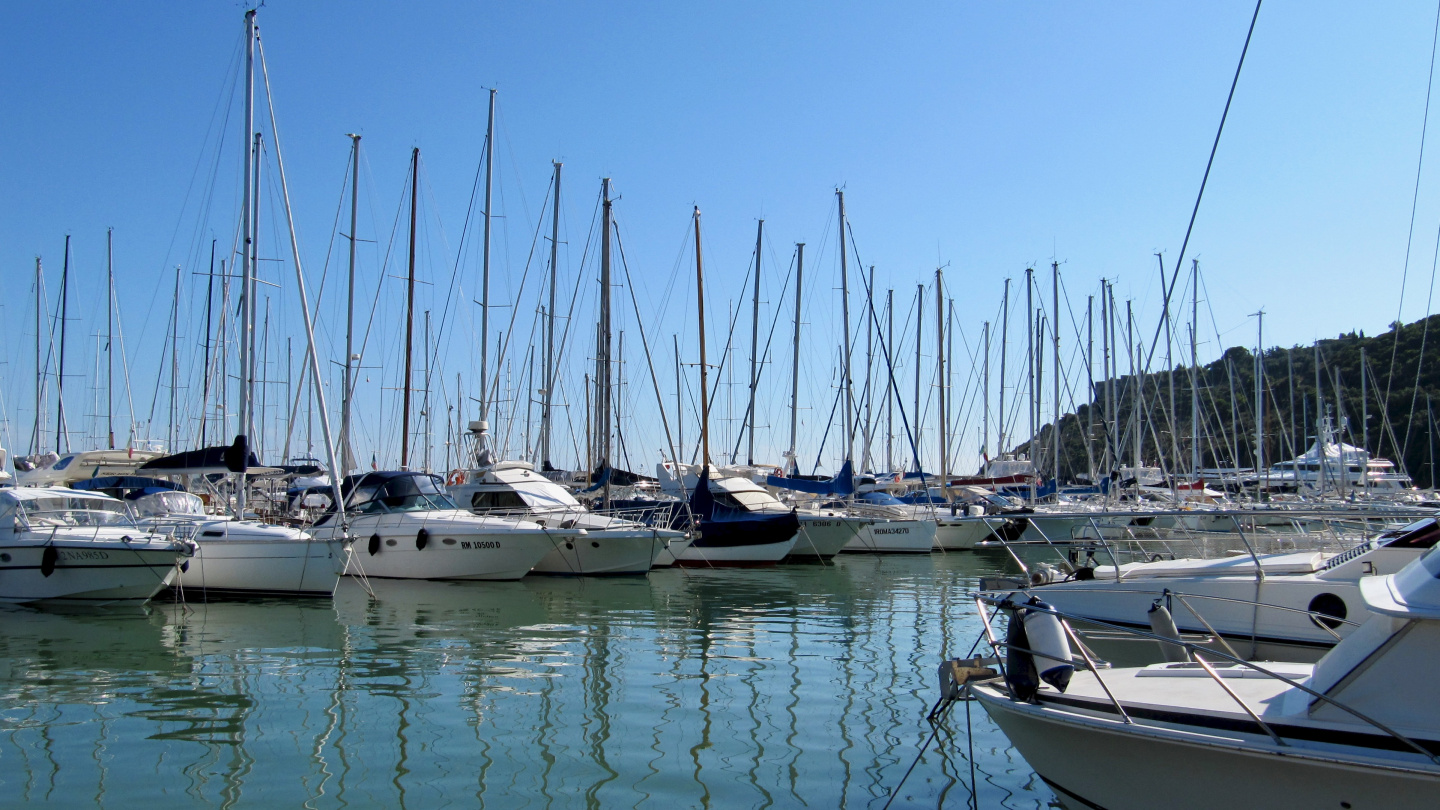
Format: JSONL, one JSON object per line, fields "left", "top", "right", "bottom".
{"left": 0, "top": 552, "right": 1056, "bottom": 808}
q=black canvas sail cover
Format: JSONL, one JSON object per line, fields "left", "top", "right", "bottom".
{"left": 138, "top": 436, "right": 268, "bottom": 474}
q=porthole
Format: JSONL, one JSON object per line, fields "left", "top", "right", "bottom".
{"left": 591, "top": 541, "right": 600, "bottom": 549}
{"left": 0, "top": 553, "right": 10, "bottom": 563}
{"left": 385, "top": 539, "right": 397, "bottom": 547}
{"left": 443, "top": 538, "right": 457, "bottom": 546}
{"left": 1309, "top": 592, "right": 1348, "bottom": 629}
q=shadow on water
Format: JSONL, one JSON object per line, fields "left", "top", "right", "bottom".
{"left": 0, "top": 558, "right": 1057, "bottom": 808}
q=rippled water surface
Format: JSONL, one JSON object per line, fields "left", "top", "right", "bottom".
{"left": 0, "top": 552, "right": 1056, "bottom": 808}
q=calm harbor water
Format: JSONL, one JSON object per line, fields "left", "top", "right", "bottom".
{"left": 0, "top": 552, "right": 1056, "bottom": 808}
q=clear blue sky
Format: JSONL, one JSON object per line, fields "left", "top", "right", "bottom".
{"left": 3, "top": 2, "right": 1439, "bottom": 473}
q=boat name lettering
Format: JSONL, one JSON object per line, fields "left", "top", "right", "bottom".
{"left": 57, "top": 550, "right": 110, "bottom": 561}
{"left": 460, "top": 541, "right": 500, "bottom": 550}
{"left": 873, "top": 528, "right": 910, "bottom": 535}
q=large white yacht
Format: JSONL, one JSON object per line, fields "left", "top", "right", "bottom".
{"left": 311, "top": 471, "right": 578, "bottom": 581}
{"left": 449, "top": 459, "right": 685, "bottom": 575}
{"left": 0, "top": 487, "right": 194, "bottom": 606}
{"left": 968, "top": 545, "right": 1440, "bottom": 809}
{"left": 72, "top": 477, "right": 339, "bottom": 598}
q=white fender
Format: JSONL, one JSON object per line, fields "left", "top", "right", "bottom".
{"left": 1022, "top": 601, "right": 1074, "bottom": 691}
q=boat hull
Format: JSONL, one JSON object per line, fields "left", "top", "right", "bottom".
{"left": 677, "top": 512, "right": 799, "bottom": 567}
{"left": 0, "top": 542, "right": 184, "bottom": 606}
{"left": 841, "top": 518, "right": 936, "bottom": 553}
{"left": 319, "top": 512, "right": 557, "bottom": 581}
{"left": 530, "top": 528, "right": 664, "bottom": 575}
{"left": 172, "top": 537, "right": 342, "bottom": 597}
{"left": 933, "top": 517, "right": 997, "bottom": 550}
{"left": 973, "top": 683, "right": 1440, "bottom": 810}
{"left": 790, "top": 514, "right": 867, "bottom": 559}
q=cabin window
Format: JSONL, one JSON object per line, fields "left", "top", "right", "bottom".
{"left": 470, "top": 490, "right": 527, "bottom": 510}
{"left": 1384, "top": 519, "right": 1440, "bottom": 549}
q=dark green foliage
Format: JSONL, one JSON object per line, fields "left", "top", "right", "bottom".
{"left": 1018, "top": 314, "right": 1440, "bottom": 488}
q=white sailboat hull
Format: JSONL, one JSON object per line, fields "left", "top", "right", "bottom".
{"left": 791, "top": 514, "right": 868, "bottom": 559}
{"left": 934, "top": 517, "right": 996, "bottom": 550}
{"left": 175, "top": 538, "right": 341, "bottom": 596}
{"left": 841, "top": 519, "right": 936, "bottom": 553}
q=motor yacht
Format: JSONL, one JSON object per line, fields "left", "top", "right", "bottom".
{"left": 310, "top": 471, "right": 575, "bottom": 581}
{"left": 449, "top": 459, "right": 684, "bottom": 575}
{"left": 967, "top": 546, "right": 1440, "bottom": 809}
{"left": 0, "top": 487, "right": 194, "bottom": 606}
{"left": 72, "top": 476, "right": 339, "bottom": 598}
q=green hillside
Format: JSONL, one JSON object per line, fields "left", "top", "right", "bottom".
{"left": 1018, "top": 313, "right": 1440, "bottom": 489}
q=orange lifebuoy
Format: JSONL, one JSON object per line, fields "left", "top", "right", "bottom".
{"left": 448, "top": 469, "right": 465, "bottom": 486}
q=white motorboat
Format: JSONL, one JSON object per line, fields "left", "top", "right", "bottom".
{"left": 967, "top": 547, "right": 1440, "bottom": 810}
{"left": 983, "top": 517, "right": 1440, "bottom": 656}
{"left": 72, "top": 476, "right": 339, "bottom": 598}
{"left": 310, "top": 471, "right": 576, "bottom": 581}
{"left": 12, "top": 448, "right": 165, "bottom": 487}
{"left": 0, "top": 487, "right": 194, "bottom": 606}
{"left": 449, "top": 460, "right": 683, "bottom": 575}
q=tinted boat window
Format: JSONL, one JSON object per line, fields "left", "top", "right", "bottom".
{"left": 1383, "top": 519, "right": 1440, "bottom": 549}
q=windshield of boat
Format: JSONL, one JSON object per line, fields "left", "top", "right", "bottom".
{"left": 132, "top": 491, "right": 206, "bottom": 517}
{"left": 7, "top": 495, "right": 133, "bottom": 527}
{"left": 348, "top": 474, "right": 457, "bottom": 514}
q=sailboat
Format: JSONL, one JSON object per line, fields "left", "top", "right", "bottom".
{"left": 669, "top": 207, "right": 798, "bottom": 566}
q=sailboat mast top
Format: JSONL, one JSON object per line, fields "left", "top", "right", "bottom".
{"left": 837, "top": 190, "right": 854, "bottom": 473}
{"left": 788, "top": 243, "right": 804, "bottom": 474}
{"left": 695, "top": 206, "right": 711, "bottom": 467}
{"left": 401, "top": 147, "right": 418, "bottom": 468}
{"left": 480, "top": 88, "right": 496, "bottom": 422}
{"left": 342, "top": 133, "right": 360, "bottom": 475}
{"left": 747, "top": 220, "right": 763, "bottom": 466}
{"left": 543, "top": 161, "right": 561, "bottom": 469}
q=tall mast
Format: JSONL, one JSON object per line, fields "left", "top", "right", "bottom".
{"left": 1361, "top": 344, "right": 1369, "bottom": 493}
{"left": 1025, "top": 267, "right": 1034, "bottom": 501}
{"left": 107, "top": 229, "right": 117, "bottom": 449}
{"left": 837, "top": 190, "right": 854, "bottom": 472}
{"left": 199, "top": 239, "right": 216, "bottom": 447}
{"left": 1129, "top": 300, "right": 1140, "bottom": 472}
{"left": 863, "top": 266, "right": 875, "bottom": 471}
{"left": 1254, "top": 310, "right": 1265, "bottom": 494}
{"left": 401, "top": 146, "right": 418, "bottom": 468}
{"left": 999, "top": 278, "right": 1009, "bottom": 459}
{"left": 1052, "top": 261, "right": 1061, "bottom": 493}
{"left": 342, "top": 133, "right": 360, "bottom": 474}
{"left": 238, "top": 8, "right": 255, "bottom": 449}
{"left": 936, "top": 268, "right": 947, "bottom": 480}
{"left": 424, "top": 310, "right": 432, "bottom": 471}
{"left": 694, "top": 206, "right": 711, "bottom": 467}
{"left": 674, "top": 334, "right": 683, "bottom": 462}
{"left": 1025, "top": 267, "right": 1034, "bottom": 469}
{"left": 169, "top": 266, "right": 180, "bottom": 451}
{"left": 1191, "top": 259, "right": 1200, "bottom": 478}
{"left": 1314, "top": 343, "right": 1325, "bottom": 495}
{"left": 542, "top": 161, "right": 561, "bottom": 470}
{"left": 914, "top": 283, "right": 923, "bottom": 472}
{"left": 244, "top": 130, "right": 262, "bottom": 450}
{"left": 983, "top": 320, "right": 991, "bottom": 466}
{"left": 746, "top": 219, "right": 763, "bottom": 466}
{"left": 599, "top": 179, "right": 613, "bottom": 498}
{"left": 57, "top": 235, "right": 70, "bottom": 453}
{"left": 34, "top": 258, "right": 43, "bottom": 455}
{"left": 1085, "top": 295, "right": 1094, "bottom": 481}
{"left": 788, "top": 243, "right": 804, "bottom": 474}
{"left": 479, "top": 88, "right": 496, "bottom": 422}
{"left": 1160, "top": 253, "right": 1177, "bottom": 474}
{"left": 886, "top": 288, "right": 894, "bottom": 472}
